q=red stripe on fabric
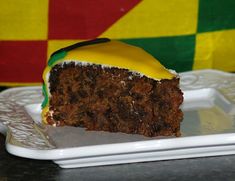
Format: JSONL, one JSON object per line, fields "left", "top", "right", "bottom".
{"left": 0, "top": 41, "right": 47, "bottom": 83}
{"left": 48, "top": 0, "right": 141, "bottom": 39}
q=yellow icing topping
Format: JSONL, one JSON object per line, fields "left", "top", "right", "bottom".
{"left": 49, "top": 40, "right": 175, "bottom": 80}
{"left": 42, "top": 40, "right": 176, "bottom": 124}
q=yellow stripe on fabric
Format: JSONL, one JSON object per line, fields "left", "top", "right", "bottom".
{"left": 193, "top": 33, "right": 214, "bottom": 69}
{"left": 194, "top": 29, "right": 235, "bottom": 72}
{"left": 101, "top": 0, "right": 199, "bottom": 39}
{"left": 0, "top": 0, "right": 48, "bottom": 40}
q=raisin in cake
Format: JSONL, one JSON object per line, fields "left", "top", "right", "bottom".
{"left": 42, "top": 38, "right": 183, "bottom": 137}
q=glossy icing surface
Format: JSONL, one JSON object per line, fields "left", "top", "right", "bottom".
{"left": 46, "top": 40, "right": 175, "bottom": 80}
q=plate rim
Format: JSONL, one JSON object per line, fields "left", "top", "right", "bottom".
{"left": 4, "top": 132, "right": 235, "bottom": 160}
{"left": 1, "top": 69, "right": 235, "bottom": 166}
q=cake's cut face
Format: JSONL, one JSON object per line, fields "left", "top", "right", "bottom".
{"left": 42, "top": 38, "right": 183, "bottom": 137}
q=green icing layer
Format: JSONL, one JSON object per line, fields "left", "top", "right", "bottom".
{"left": 47, "top": 38, "right": 111, "bottom": 67}
{"left": 42, "top": 51, "right": 67, "bottom": 108}
{"left": 48, "top": 50, "right": 67, "bottom": 67}
{"left": 41, "top": 83, "right": 48, "bottom": 109}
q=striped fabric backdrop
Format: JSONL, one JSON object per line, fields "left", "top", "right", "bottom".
{"left": 0, "top": 0, "right": 235, "bottom": 86}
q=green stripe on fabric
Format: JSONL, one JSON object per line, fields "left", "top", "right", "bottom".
{"left": 120, "top": 35, "right": 195, "bottom": 72}
{"left": 198, "top": 0, "right": 235, "bottom": 33}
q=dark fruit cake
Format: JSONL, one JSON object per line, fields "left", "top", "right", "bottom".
{"left": 42, "top": 38, "right": 183, "bottom": 137}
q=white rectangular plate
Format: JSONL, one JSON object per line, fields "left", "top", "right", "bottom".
{"left": 0, "top": 69, "right": 235, "bottom": 168}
